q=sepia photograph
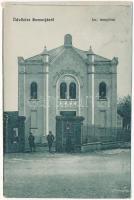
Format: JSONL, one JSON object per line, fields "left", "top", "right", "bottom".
{"left": 3, "top": 1, "right": 132, "bottom": 198}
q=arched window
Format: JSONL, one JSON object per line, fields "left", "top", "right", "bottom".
{"left": 99, "top": 82, "right": 106, "bottom": 99}
{"left": 60, "top": 82, "right": 67, "bottom": 99}
{"left": 69, "top": 82, "right": 76, "bottom": 99}
{"left": 31, "top": 82, "right": 37, "bottom": 99}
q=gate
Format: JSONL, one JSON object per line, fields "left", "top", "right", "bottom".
{"left": 56, "top": 114, "right": 84, "bottom": 152}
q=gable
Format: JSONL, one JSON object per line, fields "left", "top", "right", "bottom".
{"left": 50, "top": 47, "right": 86, "bottom": 68}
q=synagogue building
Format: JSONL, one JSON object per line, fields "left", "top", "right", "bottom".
{"left": 18, "top": 34, "right": 118, "bottom": 149}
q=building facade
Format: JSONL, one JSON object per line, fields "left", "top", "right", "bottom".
{"left": 18, "top": 34, "right": 118, "bottom": 147}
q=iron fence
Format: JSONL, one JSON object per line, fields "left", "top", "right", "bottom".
{"left": 82, "top": 125, "right": 131, "bottom": 144}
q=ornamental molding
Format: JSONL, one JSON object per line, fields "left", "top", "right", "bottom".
{"left": 52, "top": 69, "right": 84, "bottom": 88}
{"left": 94, "top": 61, "right": 111, "bottom": 66}
{"left": 25, "top": 60, "right": 43, "bottom": 65}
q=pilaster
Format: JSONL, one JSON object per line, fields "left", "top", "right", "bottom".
{"left": 87, "top": 47, "right": 95, "bottom": 126}
{"left": 18, "top": 57, "right": 25, "bottom": 116}
{"left": 41, "top": 47, "right": 49, "bottom": 138}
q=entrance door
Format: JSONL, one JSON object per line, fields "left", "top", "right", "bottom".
{"left": 56, "top": 114, "right": 84, "bottom": 152}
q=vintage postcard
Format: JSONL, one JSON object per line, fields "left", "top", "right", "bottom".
{"left": 3, "top": 1, "right": 132, "bottom": 198}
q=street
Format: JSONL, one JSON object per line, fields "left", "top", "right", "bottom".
{"left": 4, "top": 148, "right": 131, "bottom": 198}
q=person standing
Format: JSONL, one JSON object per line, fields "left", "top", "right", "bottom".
{"left": 28, "top": 132, "right": 36, "bottom": 152}
{"left": 47, "top": 131, "right": 54, "bottom": 153}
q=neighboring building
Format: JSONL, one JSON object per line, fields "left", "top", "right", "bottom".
{"left": 18, "top": 34, "right": 118, "bottom": 148}
{"left": 3, "top": 112, "right": 25, "bottom": 152}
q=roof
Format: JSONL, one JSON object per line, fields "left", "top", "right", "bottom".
{"left": 74, "top": 47, "right": 111, "bottom": 62}
{"left": 25, "top": 46, "right": 65, "bottom": 63}
{"left": 24, "top": 34, "right": 111, "bottom": 63}
{"left": 25, "top": 45, "right": 111, "bottom": 64}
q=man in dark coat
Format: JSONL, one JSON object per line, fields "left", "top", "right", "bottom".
{"left": 28, "top": 132, "right": 36, "bottom": 152}
{"left": 47, "top": 131, "right": 54, "bottom": 152}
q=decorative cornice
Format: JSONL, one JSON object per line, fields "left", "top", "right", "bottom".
{"left": 25, "top": 60, "right": 43, "bottom": 65}
{"left": 19, "top": 72, "right": 47, "bottom": 74}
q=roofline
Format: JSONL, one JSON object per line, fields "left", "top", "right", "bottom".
{"left": 22, "top": 45, "right": 112, "bottom": 63}
{"left": 24, "top": 45, "right": 64, "bottom": 61}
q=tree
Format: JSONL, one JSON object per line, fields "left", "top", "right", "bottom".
{"left": 117, "top": 95, "right": 131, "bottom": 130}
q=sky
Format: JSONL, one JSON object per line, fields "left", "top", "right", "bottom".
{"left": 3, "top": 2, "right": 132, "bottom": 111}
